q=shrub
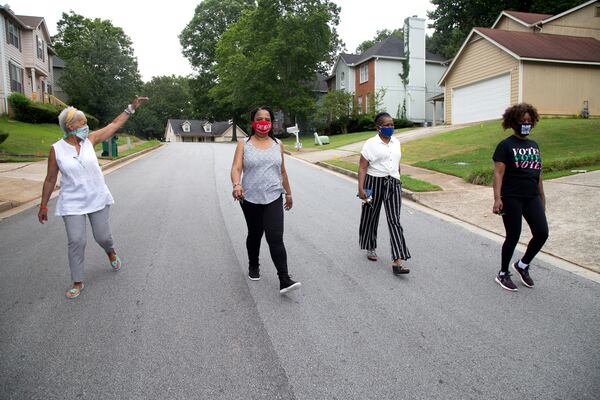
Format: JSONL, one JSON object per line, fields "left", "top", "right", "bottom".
{"left": 0, "top": 131, "right": 8, "bottom": 145}
{"left": 8, "top": 92, "right": 99, "bottom": 129}
{"left": 394, "top": 118, "right": 414, "bottom": 129}
{"left": 347, "top": 115, "right": 375, "bottom": 133}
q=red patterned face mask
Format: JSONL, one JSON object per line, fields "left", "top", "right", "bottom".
{"left": 252, "top": 120, "right": 272, "bottom": 136}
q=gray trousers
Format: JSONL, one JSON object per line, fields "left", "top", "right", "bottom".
{"left": 62, "top": 206, "right": 114, "bottom": 282}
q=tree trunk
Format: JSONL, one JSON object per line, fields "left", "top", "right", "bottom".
{"left": 231, "top": 114, "right": 238, "bottom": 142}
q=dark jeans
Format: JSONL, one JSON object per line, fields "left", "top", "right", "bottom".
{"left": 240, "top": 195, "right": 288, "bottom": 278}
{"left": 501, "top": 196, "right": 549, "bottom": 272}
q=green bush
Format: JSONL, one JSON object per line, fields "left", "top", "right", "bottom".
{"left": 8, "top": 92, "right": 99, "bottom": 129}
{"left": 347, "top": 115, "right": 375, "bottom": 133}
{"left": 0, "top": 131, "right": 8, "bottom": 145}
{"left": 84, "top": 113, "right": 100, "bottom": 130}
{"left": 394, "top": 118, "right": 413, "bottom": 128}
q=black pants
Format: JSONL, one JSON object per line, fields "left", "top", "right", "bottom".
{"left": 240, "top": 196, "right": 288, "bottom": 278}
{"left": 501, "top": 196, "right": 549, "bottom": 272}
{"left": 359, "top": 175, "right": 411, "bottom": 261}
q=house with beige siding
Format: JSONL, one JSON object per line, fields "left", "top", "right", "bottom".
{"left": 165, "top": 119, "right": 248, "bottom": 143}
{"left": 0, "top": 5, "right": 58, "bottom": 114}
{"left": 439, "top": 0, "right": 600, "bottom": 124}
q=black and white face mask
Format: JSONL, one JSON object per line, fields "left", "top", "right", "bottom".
{"left": 519, "top": 123, "right": 532, "bottom": 136}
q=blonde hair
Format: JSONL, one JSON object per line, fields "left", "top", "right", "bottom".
{"left": 58, "top": 107, "right": 86, "bottom": 133}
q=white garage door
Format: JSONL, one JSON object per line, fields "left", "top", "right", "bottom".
{"left": 452, "top": 74, "right": 510, "bottom": 124}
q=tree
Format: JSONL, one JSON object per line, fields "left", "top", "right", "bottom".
{"left": 132, "top": 76, "right": 194, "bottom": 139}
{"left": 52, "top": 12, "right": 141, "bottom": 125}
{"left": 355, "top": 28, "right": 403, "bottom": 54}
{"left": 179, "top": 0, "right": 254, "bottom": 128}
{"left": 317, "top": 90, "right": 353, "bottom": 133}
{"left": 427, "top": 0, "right": 583, "bottom": 59}
{"left": 211, "top": 0, "right": 342, "bottom": 126}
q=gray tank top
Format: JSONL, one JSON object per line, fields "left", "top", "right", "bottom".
{"left": 242, "top": 138, "right": 285, "bottom": 204}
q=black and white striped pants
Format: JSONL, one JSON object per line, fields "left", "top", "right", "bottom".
{"left": 359, "top": 174, "right": 411, "bottom": 261}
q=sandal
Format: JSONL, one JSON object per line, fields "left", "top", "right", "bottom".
{"left": 111, "top": 255, "right": 122, "bottom": 271}
{"left": 65, "top": 283, "right": 84, "bottom": 299}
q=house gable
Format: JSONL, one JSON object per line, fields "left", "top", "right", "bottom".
{"left": 540, "top": 0, "right": 600, "bottom": 40}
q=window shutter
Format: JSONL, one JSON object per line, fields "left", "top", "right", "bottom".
{"left": 5, "top": 18, "right": 9, "bottom": 44}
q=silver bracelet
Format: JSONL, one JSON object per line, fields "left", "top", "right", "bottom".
{"left": 124, "top": 104, "right": 135, "bottom": 115}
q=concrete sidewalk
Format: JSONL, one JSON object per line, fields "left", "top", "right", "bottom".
{"left": 292, "top": 124, "right": 472, "bottom": 164}
{"left": 0, "top": 145, "right": 162, "bottom": 216}
{"left": 304, "top": 153, "right": 600, "bottom": 274}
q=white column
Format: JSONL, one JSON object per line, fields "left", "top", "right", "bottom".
{"left": 30, "top": 68, "right": 37, "bottom": 101}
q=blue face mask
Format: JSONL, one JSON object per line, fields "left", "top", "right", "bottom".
{"left": 379, "top": 126, "right": 394, "bottom": 137}
{"left": 65, "top": 125, "right": 90, "bottom": 140}
{"left": 519, "top": 123, "right": 532, "bottom": 136}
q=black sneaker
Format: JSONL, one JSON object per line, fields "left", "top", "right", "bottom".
{"left": 280, "top": 276, "right": 301, "bottom": 294}
{"left": 512, "top": 261, "right": 534, "bottom": 288}
{"left": 392, "top": 265, "right": 410, "bottom": 275}
{"left": 248, "top": 268, "right": 260, "bottom": 281}
{"left": 495, "top": 271, "right": 518, "bottom": 291}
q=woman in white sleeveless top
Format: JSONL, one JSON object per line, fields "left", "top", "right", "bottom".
{"left": 38, "top": 96, "right": 148, "bottom": 299}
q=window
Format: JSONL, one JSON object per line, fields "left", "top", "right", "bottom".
{"left": 365, "top": 94, "right": 369, "bottom": 113}
{"left": 595, "top": 6, "right": 600, "bottom": 17}
{"left": 203, "top": 123, "right": 212, "bottom": 133}
{"left": 37, "top": 35, "right": 45, "bottom": 61}
{"left": 340, "top": 71, "right": 345, "bottom": 89}
{"left": 7, "top": 19, "right": 21, "bottom": 50}
{"left": 8, "top": 62, "right": 24, "bottom": 93}
{"left": 360, "top": 63, "right": 368, "bottom": 83}
{"left": 182, "top": 122, "right": 191, "bottom": 132}
{"left": 357, "top": 96, "right": 363, "bottom": 113}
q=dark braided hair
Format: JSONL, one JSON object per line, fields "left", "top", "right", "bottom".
{"left": 374, "top": 112, "right": 393, "bottom": 126}
{"left": 248, "top": 106, "right": 277, "bottom": 141}
{"left": 502, "top": 103, "right": 540, "bottom": 132}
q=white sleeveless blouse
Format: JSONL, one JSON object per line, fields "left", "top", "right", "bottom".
{"left": 52, "top": 138, "right": 114, "bottom": 216}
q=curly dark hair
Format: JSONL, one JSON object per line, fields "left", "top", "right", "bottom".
{"left": 502, "top": 103, "right": 540, "bottom": 131}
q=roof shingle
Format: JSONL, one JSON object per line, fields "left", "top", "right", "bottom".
{"left": 476, "top": 28, "right": 600, "bottom": 63}
{"left": 502, "top": 10, "right": 553, "bottom": 25}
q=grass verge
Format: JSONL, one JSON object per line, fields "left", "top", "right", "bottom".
{"left": 401, "top": 118, "right": 600, "bottom": 184}
{"left": 280, "top": 128, "right": 413, "bottom": 151}
{"left": 322, "top": 159, "right": 441, "bottom": 192}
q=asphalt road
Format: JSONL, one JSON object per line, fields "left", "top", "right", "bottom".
{"left": 1, "top": 143, "right": 599, "bottom": 400}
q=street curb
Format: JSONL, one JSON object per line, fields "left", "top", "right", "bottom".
{"left": 315, "top": 161, "right": 418, "bottom": 202}
{"left": 0, "top": 143, "right": 164, "bottom": 220}
{"left": 101, "top": 143, "right": 163, "bottom": 171}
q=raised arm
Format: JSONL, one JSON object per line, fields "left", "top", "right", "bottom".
{"left": 88, "top": 96, "right": 148, "bottom": 146}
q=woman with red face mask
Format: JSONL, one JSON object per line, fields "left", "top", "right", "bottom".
{"left": 230, "top": 106, "right": 301, "bottom": 294}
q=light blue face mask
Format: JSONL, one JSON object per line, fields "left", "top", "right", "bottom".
{"left": 64, "top": 125, "right": 90, "bottom": 140}
{"left": 379, "top": 126, "right": 395, "bottom": 137}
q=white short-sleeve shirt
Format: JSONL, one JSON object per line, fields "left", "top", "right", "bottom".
{"left": 360, "top": 134, "right": 401, "bottom": 179}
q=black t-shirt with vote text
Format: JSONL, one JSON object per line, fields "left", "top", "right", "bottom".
{"left": 493, "top": 135, "right": 542, "bottom": 198}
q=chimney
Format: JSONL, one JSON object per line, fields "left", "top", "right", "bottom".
{"left": 403, "top": 16, "right": 426, "bottom": 122}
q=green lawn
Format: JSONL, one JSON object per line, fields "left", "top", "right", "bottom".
{"left": 0, "top": 117, "right": 63, "bottom": 159}
{"left": 323, "top": 159, "right": 441, "bottom": 192}
{"left": 281, "top": 127, "right": 413, "bottom": 151}
{"left": 0, "top": 116, "right": 156, "bottom": 162}
{"left": 401, "top": 118, "right": 600, "bottom": 184}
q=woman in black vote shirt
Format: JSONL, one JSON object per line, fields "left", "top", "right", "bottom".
{"left": 492, "top": 103, "right": 549, "bottom": 292}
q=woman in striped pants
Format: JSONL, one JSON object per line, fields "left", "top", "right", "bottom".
{"left": 357, "top": 112, "right": 411, "bottom": 275}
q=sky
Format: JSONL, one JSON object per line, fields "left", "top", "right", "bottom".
{"left": 13, "top": 0, "right": 436, "bottom": 82}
